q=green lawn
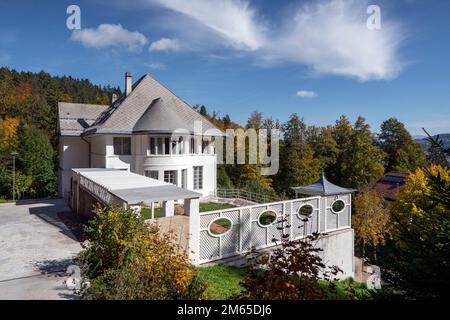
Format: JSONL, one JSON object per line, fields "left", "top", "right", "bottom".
{"left": 0, "top": 199, "right": 14, "bottom": 204}
{"left": 196, "top": 264, "right": 245, "bottom": 300}
{"left": 199, "top": 202, "right": 236, "bottom": 212}
{"left": 197, "top": 264, "right": 381, "bottom": 300}
{"left": 140, "top": 202, "right": 236, "bottom": 220}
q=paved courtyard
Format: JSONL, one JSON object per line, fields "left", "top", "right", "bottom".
{"left": 0, "top": 198, "right": 81, "bottom": 300}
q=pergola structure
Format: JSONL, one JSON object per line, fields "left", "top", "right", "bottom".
{"left": 292, "top": 171, "right": 356, "bottom": 197}
{"left": 71, "top": 168, "right": 201, "bottom": 218}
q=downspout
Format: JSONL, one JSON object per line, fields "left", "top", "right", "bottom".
{"left": 81, "top": 135, "right": 92, "bottom": 168}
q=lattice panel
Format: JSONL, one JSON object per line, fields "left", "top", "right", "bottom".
{"left": 200, "top": 213, "right": 220, "bottom": 229}
{"left": 339, "top": 207, "right": 350, "bottom": 227}
{"left": 309, "top": 210, "right": 318, "bottom": 234}
{"left": 292, "top": 214, "right": 305, "bottom": 238}
{"left": 267, "top": 203, "right": 283, "bottom": 214}
{"left": 267, "top": 220, "right": 284, "bottom": 243}
{"left": 251, "top": 206, "right": 267, "bottom": 220}
{"left": 327, "top": 210, "right": 338, "bottom": 230}
{"left": 240, "top": 208, "right": 252, "bottom": 251}
{"left": 221, "top": 225, "right": 240, "bottom": 255}
{"left": 251, "top": 221, "right": 268, "bottom": 248}
{"left": 319, "top": 209, "right": 326, "bottom": 232}
{"left": 200, "top": 231, "right": 220, "bottom": 260}
{"left": 222, "top": 210, "right": 240, "bottom": 224}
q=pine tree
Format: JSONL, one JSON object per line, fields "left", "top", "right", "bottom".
{"left": 379, "top": 118, "right": 426, "bottom": 172}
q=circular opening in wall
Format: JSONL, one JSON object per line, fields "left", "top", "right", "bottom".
{"left": 331, "top": 199, "right": 345, "bottom": 213}
{"left": 258, "top": 211, "right": 277, "bottom": 227}
{"left": 298, "top": 204, "right": 314, "bottom": 220}
{"left": 208, "top": 217, "right": 232, "bottom": 236}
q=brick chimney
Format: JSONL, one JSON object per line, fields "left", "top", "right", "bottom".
{"left": 125, "top": 72, "right": 132, "bottom": 96}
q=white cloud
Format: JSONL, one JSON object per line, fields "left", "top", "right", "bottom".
{"left": 143, "top": 0, "right": 405, "bottom": 81}
{"left": 296, "top": 90, "right": 317, "bottom": 98}
{"left": 149, "top": 38, "right": 180, "bottom": 52}
{"left": 71, "top": 24, "right": 148, "bottom": 52}
{"left": 147, "top": 0, "right": 265, "bottom": 51}
{"left": 144, "top": 62, "right": 166, "bottom": 69}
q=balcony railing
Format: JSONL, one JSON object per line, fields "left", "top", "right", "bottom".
{"left": 211, "top": 188, "right": 281, "bottom": 204}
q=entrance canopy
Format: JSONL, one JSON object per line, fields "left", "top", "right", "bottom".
{"left": 73, "top": 168, "right": 200, "bottom": 206}
{"left": 292, "top": 171, "right": 356, "bottom": 197}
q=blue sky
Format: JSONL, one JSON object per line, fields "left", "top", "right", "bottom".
{"left": 1, "top": 0, "right": 449, "bottom": 135}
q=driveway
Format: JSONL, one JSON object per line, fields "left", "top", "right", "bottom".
{"left": 0, "top": 198, "right": 82, "bottom": 300}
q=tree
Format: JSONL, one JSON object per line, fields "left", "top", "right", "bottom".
{"left": 235, "top": 225, "right": 342, "bottom": 300}
{"left": 380, "top": 165, "right": 450, "bottom": 298}
{"left": 353, "top": 191, "right": 389, "bottom": 260}
{"left": 275, "top": 114, "right": 320, "bottom": 194}
{"left": 217, "top": 165, "right": 234, "bottom": 189}
{"left": 378, "top": 118, "right": 426, "bottom": 172}
{"left": 17, "top": 123, "right": 56, "bottom": 196}
{"left": 423, "top": 129, "right": 449, "bottom": 167}
{"left": 199, "top": 105, "right": 208, "bottom": 117}
{"left": 306, "top": 125, "right": 339, "bottom": 170}
{"left": 329, "top": 116, "right": 385, "bottom": 188}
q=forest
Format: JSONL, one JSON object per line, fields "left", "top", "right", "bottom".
{"left": 0, "top": 67, "right": 436, "bottom": 200}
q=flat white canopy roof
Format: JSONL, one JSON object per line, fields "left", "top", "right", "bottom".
{"left": 73, "top": 168, "right": 201, "bottom": 204}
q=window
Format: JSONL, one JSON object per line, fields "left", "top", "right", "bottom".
{"left": 164, "top": 170, "right": 177, "bottom": 185}
{"left": 113, "top": 137, "right": 131, "bottom": 155}
{"left": 193, "top": 166, "right": 203, "bottom": 190}
{"left": 149, "top": 138, "right": 156, "bottom": 155}
{"left": 178, "top": 137, "right": 184, "bottom": 154}
{"left": 145, "top": 170, "right": 159, "bottom": 180}
{"left": 208, "top": 217, "right": 232, "bottom": 236}
{"left": 202, "top": 139, "right": 209, "bottom": 154}
{"left": 258, "top": 211, "right": 277, "bottom": 227}
{"left": 164, "top": 138, "right": 170, "bottom": 155}
{"left": 157, "top": 138, "right": 164, "bottom": 155}
{"left": 331, "top": 199, "right": 345, "bottom": 213}
{"left": 190, "top": 137, "right": 195, "bottom": 154}
{"left": 181, "top": 169, "right": 187, "bottom": 188}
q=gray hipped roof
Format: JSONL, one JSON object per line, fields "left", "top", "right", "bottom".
{"left": 84, "top": 74, "right": 222, "bottom": 136}
{"left": 292, "top": 171, "right": 356, "bottom": 196}
{"left": 58, "top": 102, "right": 109, "bottom": 136}
{"left": 58, "top": 74, "right": 223, "bottom": 137}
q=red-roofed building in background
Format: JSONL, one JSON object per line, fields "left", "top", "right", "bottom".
{"left": 361, "top": 172, "right": 409, "bottom": 202}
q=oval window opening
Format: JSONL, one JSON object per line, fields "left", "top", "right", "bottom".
{"left": 299, "top": 204, "right": 314, "bottom": 217}
{"left": 331, "top": 200, "right": 345, "bottom": 213}
{"left": 209, "top": 217, "right": 232, "bottom": 236}
{"left": 258, "top": 211, "right": 277, "bottom": 227}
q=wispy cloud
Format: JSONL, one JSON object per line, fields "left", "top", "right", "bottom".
{"left": 296, "top": 90, "right": 317, "bottom": 98}
{"left": 71, "top": 24, "right": 148, "bottom": 52}
{"left": 143, "top": 0, "right": 405, "bottom": 81}
{"left": 144, "top": 62, "right": 166, "bottom": 70}
{"left": 149, "top": 38, "right": 180, "bottom": 52}
{"left": 147, "top": 0, "right": 265, "bottom": 51}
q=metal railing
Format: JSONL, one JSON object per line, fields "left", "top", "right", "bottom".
{"left": 212, "top": 188, "right": 281, "bottom": 204}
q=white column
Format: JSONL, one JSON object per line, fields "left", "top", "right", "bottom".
{"left": 163, "top": 200, "right": 175, "bottom": 217}
{"left": 186, "top": 198, "right": 200, "bottom": 265}
{"left": 151, "top": 202, "right": 155, "bottom": 219}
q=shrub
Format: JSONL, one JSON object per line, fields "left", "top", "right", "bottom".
{"left": 78, "top": 206, "right": 206, "bottom": 300}
{"left": 234, "top": 230, "right": 342, "bottom": 300}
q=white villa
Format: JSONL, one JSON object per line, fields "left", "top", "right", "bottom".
{"left": 57, "top": 72, "right": 222, "bottom": 202}
{"left": 56, "top": 72, "right": 355, "bottom": 276}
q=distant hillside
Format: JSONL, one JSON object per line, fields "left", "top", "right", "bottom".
{"left": 0, "top": 67, "right": 121, "bottom": 143}
{"left": 415, "top": 134, "right": 450, "bottom": 150}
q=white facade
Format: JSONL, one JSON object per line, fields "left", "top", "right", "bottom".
{"left": 59, "top": 134, "right": 216, "bottom": 201}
